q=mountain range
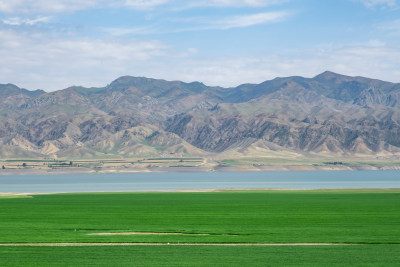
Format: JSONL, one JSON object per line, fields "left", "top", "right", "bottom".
{"left": 1, "top": 71, "right": 400, "bottom": 159}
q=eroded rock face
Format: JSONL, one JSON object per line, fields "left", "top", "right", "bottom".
{"left": 163, "top": 109, "right": 400, "bottom": 154}
{"left": 1, "top": 71, "right": 400, "bottom": 158}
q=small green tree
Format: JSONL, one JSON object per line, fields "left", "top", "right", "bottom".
{"left": 69, "top": 161, "right": 73, "bottom": 166}
{"left": 2, "top": 165, "right": 5, "bottom": 169}
{"left": 22, "top": 163, "right": 27, "bottom": 167}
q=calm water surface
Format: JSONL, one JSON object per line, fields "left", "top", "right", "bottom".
{"left": 0, "top": 171, "right": 399, "bottom": 193}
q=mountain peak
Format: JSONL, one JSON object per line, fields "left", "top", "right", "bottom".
{"left": 0, "top": 83, "right": 45, "bottom": 97}
{"left": 313, "top": 71, "right": 347, "bottom": 81}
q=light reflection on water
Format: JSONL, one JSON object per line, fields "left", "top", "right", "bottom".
{"left": 0, "top": 171, "right": 399, "bottom": 193}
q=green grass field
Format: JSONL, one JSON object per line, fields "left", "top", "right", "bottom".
{"left": 1, "top": 190, "right": 400, "bottom": 266}
{"left": 1, "top": 245, "right": 400, "bottom": 266}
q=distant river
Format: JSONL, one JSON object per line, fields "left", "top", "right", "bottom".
{"left": 0, "top": 171, "right": 400, "bottom": 193}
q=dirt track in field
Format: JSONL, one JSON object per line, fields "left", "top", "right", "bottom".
{"left": 87, "top": 232, "right": 212, "bottom": 236}
{"left": 0, "top": 243, "right": 359, "bottom": 247}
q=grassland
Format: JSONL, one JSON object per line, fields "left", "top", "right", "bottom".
{"left": 1, "top": 190, "right": 400, "bottom": 266}
{"left": 218, "top": 156, "right": 400, "bottom": 167}
{"left": 1, "top": 245, "right": 400, "bottom": 266}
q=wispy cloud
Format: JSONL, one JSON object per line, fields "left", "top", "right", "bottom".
{"left": 0, "top": 0, "right": 289, "bottom": 14}
{"left": 172, "top": 0, "right": 289, "bottom": 11}
{"left": 163, "top": 42, "right": 400, "bottom": 87}
{"left": 0, "top": 29, "right": 168, "bottom": 91}
{"left": 212, "top": 11, "right": 290, "bottom": 29}
{"left": 102, "top": 26, "right": 158, "bottom": 36}
{"left": 2, "top": 26, "right": 398, "bottom": 91}
{"left": 0, "top": 0, "right": 172, "bottom": 14}
{"left": 355, "top": 0, "right": 397, "bottom": 8}
{"left": 0, "top": 0, "right": 107, "bottom": 14}
{"left": 121, "top": 0, "right": 170, "bottom": 9}
{"left": 2, "top": 16, "right": 50, "bottom": 26}
{"left": 169, "top": 11, "right": 291, "bottom": 33}
{"left": 102, "top": 10, "right": 291, "bottom": 36}
{"left": 379, "top": 18, "right": 400, "bottom": 35}
{"left": 197, "top": 0, "right": 288, "bottom": 7}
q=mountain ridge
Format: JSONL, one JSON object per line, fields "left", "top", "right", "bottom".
{"left": 1, "top": 71, "right": 399, "bottom": 159}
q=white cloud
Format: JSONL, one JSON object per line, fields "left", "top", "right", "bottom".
{"left": 205, "top": 0, "right": 286, "bottom": 6}
{"left": 170, "top": 11, "right": 291, "bottom": 32}
{"left": 0, "top": 0, "right": 171, "bottom": 14}
{"left": 0, "top": 29, "right": 167, "bottom": 91}
{"left": 355, "top": 0, "right": 397, "bottom": 8}
{"left": 2, "top": 16, "right": 50, "bottom": 26}
{"left": 0, "top": 0, "right": 288, "bottom": 14}
{"left": 0, "top": 0, "right": 107, "bottom": 14}
{"left": 381, "top": 19, "right": 400, "bottom": 29}
{"left": 175, "top": 0, "right": 289, "bottom": 10}
{"left": 102, "top": 26, "right": 159, "bottom": 36}
{"left": 213, "top": 11, "right": 290, "bottom": 29}
{"left": 151, "top": 42, "right": 400, "bottom": 87}
{"left": 122, "top": 0, "right": 170, "bottom": 8}
{"left": 379, "top": 19, "right": 400, "bottom": 36}
{"left": 1, "top": 27, "right": 399, "bottom": 91}
{"left": 102, "top": 11, "right": 291, "bottom": 36}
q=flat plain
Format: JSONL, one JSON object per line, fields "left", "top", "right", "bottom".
{"left": 1, "top": 189, "right": 400, "bottom": 266}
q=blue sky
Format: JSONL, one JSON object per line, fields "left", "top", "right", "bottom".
{"left": 0, "top": 0, "right": 399, "bottom": 91}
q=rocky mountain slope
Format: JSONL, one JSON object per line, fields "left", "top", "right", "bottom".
{"left": 1, "top": 71, "right": 399, "bottom": 159}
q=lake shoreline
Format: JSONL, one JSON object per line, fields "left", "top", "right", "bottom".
{"left": 2, "top": 188, "right": 400, "bottom": 196}
{"left": 1, "top": 164, "right": 400, "bottom": 176}
{"left": 1, "top": 170, "right": 400, "bottom": 193}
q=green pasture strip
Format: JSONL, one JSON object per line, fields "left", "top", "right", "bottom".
{"left": 100, "top": 161, "right": 131, "bottom": 163}
{"left": 241, "top": 188, "right": 400, "bottom": 194}
{"left": 148, "top": 158, "right": 203, "bottom": 161}
{"left": 342, "top": 160, "right": 400, "bottom": 166}
{"left": 4, "top": 160, "right": 50, "bottom": 163}
{"left": 0, "top": 190, "right": 399, "bottom": 244}
{"left": 220, "top": 158, "right": 325, "bottom": 166}
{"left": 140, "top": 161, "right": 202, "bottom": 164}
{"left": 1, "top": 245, "right": 400, "bottom": 266}
{"left": 0, "top": 196, "right": 31, "bottom": 199}
{"left": 219, "top": 157, "right": 400, "bottom": 167}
